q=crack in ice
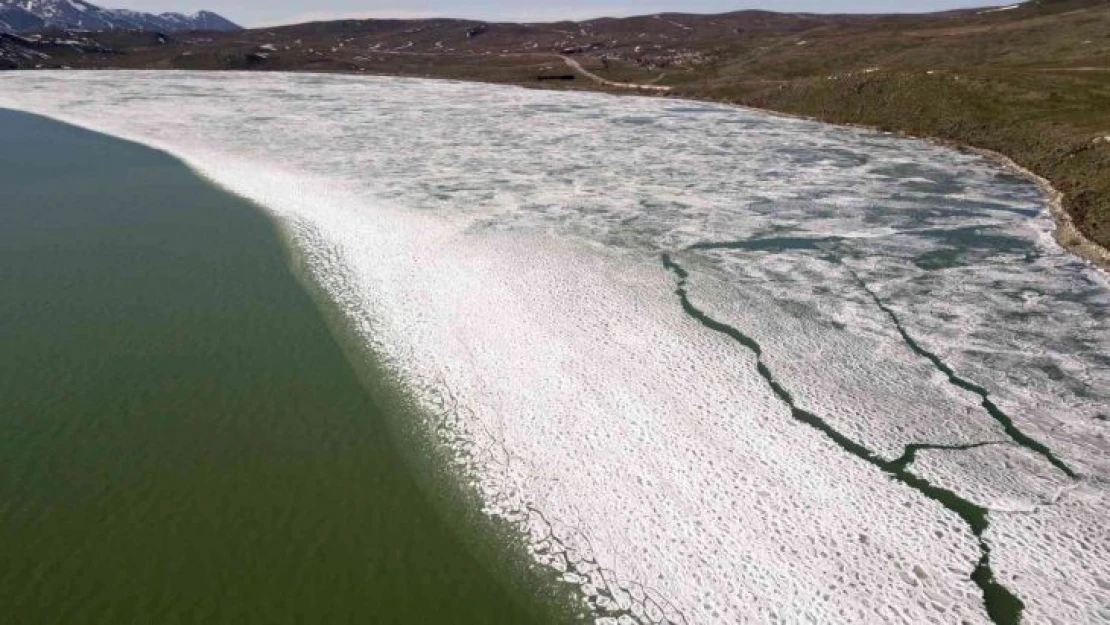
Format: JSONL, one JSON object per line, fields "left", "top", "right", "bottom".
{"left": 661, "top": 253, "right": 1025, "bottom": 625}
{"left": 886, "top": 442, "right": 1011, "bottom": 473}
{"left": 840, "top": 262, "right": 1079, "bottom": 479}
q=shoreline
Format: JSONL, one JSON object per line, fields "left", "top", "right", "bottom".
{"left": 7, "top": 66, "right": 1108, "bottom": 273}
{"left": 440, "top": 61, "right": 1110, "bottom": 275}
{"left": 533, "top": 69, "right": 1110, "bottom": 273}
{"left": 643, "top": 88, "right": 1110, "bottom": 274}
{"left": 968, "top": 148, "right": 1110, "bottom": 273}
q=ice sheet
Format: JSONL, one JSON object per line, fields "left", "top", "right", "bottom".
{"left": 2, "top": 71, "right": 1105, "bottom": 623}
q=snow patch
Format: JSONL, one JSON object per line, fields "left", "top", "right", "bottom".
{"left": 978, "top": 4, "right": 1020, "bottom": 14}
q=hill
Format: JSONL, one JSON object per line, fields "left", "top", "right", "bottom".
{"left": 0, "top": 0, "right": 239, "bottom": 33}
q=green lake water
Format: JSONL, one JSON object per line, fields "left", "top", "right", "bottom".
{"left": 0, "top": 109, "right": 567, "bottom": 624}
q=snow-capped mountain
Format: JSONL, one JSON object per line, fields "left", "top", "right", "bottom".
{"left": 0, "top": 0, "right": 240, "bottom": 33}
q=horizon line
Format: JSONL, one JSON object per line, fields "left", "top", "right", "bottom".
{"left": 245, "top": 2, "right": 1006, "bottom": 29}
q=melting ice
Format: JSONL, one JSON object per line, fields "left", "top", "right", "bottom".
{"left": 2, "top": 71, "right": 1106, "bottom": 624}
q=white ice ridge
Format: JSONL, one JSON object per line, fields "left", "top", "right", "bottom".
{"left": 2, "top": 71, "right": 1107, "bottom": 623}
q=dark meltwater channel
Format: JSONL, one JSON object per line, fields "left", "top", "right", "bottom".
{"left": 661, "top": 253, "right": 1027, "bottom": 625}
{"left": 0, "top": 110, "right": 569, "bottom": 624}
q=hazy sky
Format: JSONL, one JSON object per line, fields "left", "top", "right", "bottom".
{"left": 108, "top": 1, "right": 1001, "bottom": 28}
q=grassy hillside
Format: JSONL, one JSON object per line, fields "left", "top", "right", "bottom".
{"left": 3, "top": 0, "right": 1108, "bottom": 260}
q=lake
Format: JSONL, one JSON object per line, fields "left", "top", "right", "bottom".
{"left": 1, "top": 71, "right": 1107, "bottom": 624}
{"left": 0, "top": 107, "right": 571, "bottom": 624}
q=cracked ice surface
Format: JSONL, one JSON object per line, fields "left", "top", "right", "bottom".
{"left": 2, "top": 71, "right": 1106, "bottom": 623}
{"left": 911, "top": 445, "right": 1110, "bottom": 623}
{"left": 910, "top": 444, "right": 1076, "bottom": 512}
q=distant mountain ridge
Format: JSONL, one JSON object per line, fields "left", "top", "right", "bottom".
{"left": 0, "top": 0, "right": 239, "bottom": 33}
